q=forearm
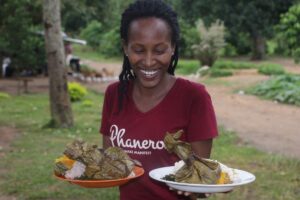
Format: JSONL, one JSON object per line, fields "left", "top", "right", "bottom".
{"left": 190, "top": 139, "right": 213, "bottom": 158}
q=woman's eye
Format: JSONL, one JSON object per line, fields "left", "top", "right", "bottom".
{"left": 154, "top": 49, "right": 165, "bottom": 54}
{"left": 133, "top": 49, "right": 144, "bottom": 54}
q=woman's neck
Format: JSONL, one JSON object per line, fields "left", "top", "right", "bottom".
{"left": 133, "top": 74, "right": 175, "bottom": 99}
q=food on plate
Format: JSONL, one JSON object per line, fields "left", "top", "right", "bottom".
{"left": 163, "top": 130, "right": 234, "bottom": 185}
{"left": 54, "top": 139, "right": 138, "bottom": 180}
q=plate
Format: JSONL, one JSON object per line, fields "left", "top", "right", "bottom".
{"left": 149, "top": 166, "right": 255, "bottom": 193}
{"left": 54, "top": 166, "right": 144, "bottom": 188}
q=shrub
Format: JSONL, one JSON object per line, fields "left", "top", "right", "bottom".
{"left": 258, "top": 63, "right": 285, "bottom": 75}
{"left": 276, "top": 4, "right": 300, "bottom": 63}
{"left": 179, "top": 19, "right": 200, "bottom": 58}
{"left": 68, "top": 82, "right": 87, "bottom": 102}
{"left": 99, "top": 27, "right": 121, "bottom": 57}
{"left": 210, "top": 68, "right": 233, "bottom": 77}
{"left": 176, "top": 60, "right": 200, "bottom": 75}
{"left": 81, "top": 100, "right": 94, "bottom": 107}
{"left": 192, "top": 19, "right": 226, "bottom": 67}
{"left": 0, "top": 92, "right": 11, "bottom": 99}
{"left": 80, "top": 20, "right": 104, "bottom": 50}
{"left": 248, "top": 74, "right": 300, "bottom": 106}
{"left": 213, "top": 60, "right": 256, "bottom": 70}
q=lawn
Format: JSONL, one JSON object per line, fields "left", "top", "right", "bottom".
{"left": 0, "top": 90, "right": 299, "bottom": 200}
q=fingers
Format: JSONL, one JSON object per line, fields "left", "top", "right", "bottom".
{"left": 169, "top": 187, "right": 211, "bottom": 198}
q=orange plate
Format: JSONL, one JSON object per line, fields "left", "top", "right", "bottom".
{"left": 54, "top": 166, "right": 144, "bottom": 188}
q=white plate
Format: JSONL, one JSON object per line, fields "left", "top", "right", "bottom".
{"left": 149, "top": 166, "right": 255, "bottom": 193}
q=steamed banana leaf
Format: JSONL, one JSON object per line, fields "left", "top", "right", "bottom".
{"left": 164, "top": 130, "right": 221, "bottom": 184}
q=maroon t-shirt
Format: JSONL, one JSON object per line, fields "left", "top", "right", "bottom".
{"left": 100, "top": 77, "right": 218, "bottom": 200}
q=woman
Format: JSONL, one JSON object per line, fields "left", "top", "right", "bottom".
{"left": 100, "top": 0, "right": 218, "bottom": 199}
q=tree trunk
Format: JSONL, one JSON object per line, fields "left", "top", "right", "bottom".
{"left": 43, "top": 0, "right": 73, "bottom": 127}
{"left": 251, "top": 33, "right": 265, "bottom": 60}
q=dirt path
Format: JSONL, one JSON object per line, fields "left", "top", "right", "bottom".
{"left": 205, "top": 70, "right": 300, "bottom": 158}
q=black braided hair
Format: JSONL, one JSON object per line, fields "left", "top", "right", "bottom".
{"left": 118, "top": 0, "right": 180, "bottom": 111}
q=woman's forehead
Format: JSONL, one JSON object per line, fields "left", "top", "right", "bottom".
{"left": 128, "top": 17, "right": 172, "bottom": 43}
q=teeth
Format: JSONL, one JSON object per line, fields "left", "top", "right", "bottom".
{"left": 140, "top": 69, "right": 158, "bottom": 77}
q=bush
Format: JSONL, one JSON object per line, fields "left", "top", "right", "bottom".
{"left": 81, "top": 100, "right": 94, "bottom": 107}
{"left": 292, "top": 48, "right": 300, "bottom": 64}
{"left": 176, "top": 60, "right": 200, "bottom": 75}
{"left": 179, "top": 19, "right": 200, "bottom": 58}
{"left": 99, "top": 27, "right": 121, "bottom": 57}
{"left": 247, "top": 74, "right": 300, "bottom": 106}
{"left": 276, "top": 4, "right": 300, "bottom": 63}
{"left": 210, "top": 68, "right": 233, "bottom": 77}
{"left": 213, "top": 60, "right": 256, "bottom": 70}
{"left": 258, "top": 63, "right": 285, "bottom": 75}
{"left": 68, "top": 82, "right": 87, "bottom": 102}
{"left": 192, "top": 19, "right": 225, "bottom": 67}
{"left": 0, "top": 92, "right": 11, "bottom": 99}
{"left": 80, "top": 20, "right": 104, "bottom": 50}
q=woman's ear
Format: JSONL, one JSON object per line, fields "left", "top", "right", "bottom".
{"left": 122, "top": 39, "right": 128, "bottom": 56}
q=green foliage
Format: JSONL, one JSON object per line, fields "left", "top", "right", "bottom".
{"left": 80, "top": 20, "right": 104, "bottom": 49}
{"left": 192, "top": 19, "right": 225, "bottom": 67}
{"left": 209, "top": 68, "right": 233, "bottom": 77}
{"left": 179, "top": 0, "right": 293, "bottom": 59}
{"left": 81, "top": 99, "right": 94, "bottom": 107}
{"left": 0, "top": 92, "right": 11, "bottom": 99}
{"left": 68, "top": 82, "right": 87, "bottom": 102}
{"left": 178, "top": 19, "right": 200, "bottom": 58}
{"left": 276, "top": 4, "right": 300, "bottom": 63}
{"left": 0, "top": 0, "right": 45, "bottom": 73}
{"left": 213, "top": 60, "right": 257, "bottom": 69}
{"left": 248, "top": 74, "right": 300, "bottom": 106}
{"left": 258, "top": 63, "right": 285, "bottom": 75}
{"left": 99, "top": 27, "right": 122, "bottom": 57}
{"left": 176, "top": 60, "right": 200, "bottom": 75}
{"left": 61, "top": 0, "right": 108, "bottom": 34}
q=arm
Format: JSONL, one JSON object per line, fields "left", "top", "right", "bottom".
{"left": 102, "top": 135, "right": 111, "bottom": 149}
{"left": 191, "top": 139, "right": 213, "bottom": 158}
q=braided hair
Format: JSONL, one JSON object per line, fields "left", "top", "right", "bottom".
{"left": 118, "top": 0, "right": 180, "bottom": 111}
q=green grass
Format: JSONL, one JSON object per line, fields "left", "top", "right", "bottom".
{"left": 257, "top": 63, "right": 285, "bottom": 76}
{"left": 176, "top": 59, "right": 200, "bottom": 75}
{"left": 73, "top": 44, "right": 121, "bottom": 63}
{"left": 0, "top": 92, "right": 299, "bottom": 200}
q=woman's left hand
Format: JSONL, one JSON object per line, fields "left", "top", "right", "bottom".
{"left": 169, "top": 187, "right": 211, "bottom": 199}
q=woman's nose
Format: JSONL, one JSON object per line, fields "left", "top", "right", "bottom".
{"left": 144, "top": 52, "right": 155, "bottom": 67}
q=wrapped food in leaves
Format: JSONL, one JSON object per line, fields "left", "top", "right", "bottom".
{"left": 164, "top": 130, "right": 221, "bottom": 184}
{"left": 54, "top": 139, "right": 138, "bottom": 180}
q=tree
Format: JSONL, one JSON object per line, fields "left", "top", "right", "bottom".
{"left": 178, "top": 0, "right": 294, "bottom": 60}
{"left": 276, "top": 4, "right": 300, "bottom": 63}
{"left": 0, "top": 0, "right": 45, "bottom": 73}
{"left": 43, "top": 0, "right": 73, "bottom": 127}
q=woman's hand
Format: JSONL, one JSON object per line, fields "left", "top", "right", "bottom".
{"left": 169, "top": 187, "right": 211, "bottom": 199}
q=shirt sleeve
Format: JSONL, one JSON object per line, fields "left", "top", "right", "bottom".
{"left": 186, "top": 85, "right": 218, "bottom": 141}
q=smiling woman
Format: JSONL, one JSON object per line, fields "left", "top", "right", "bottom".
{"left": 99, "top": 1, "right": 218, "bottom": 200}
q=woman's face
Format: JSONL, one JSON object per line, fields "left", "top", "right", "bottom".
{"left": 123, "top": 17, "right": 175, "bottom": 89}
